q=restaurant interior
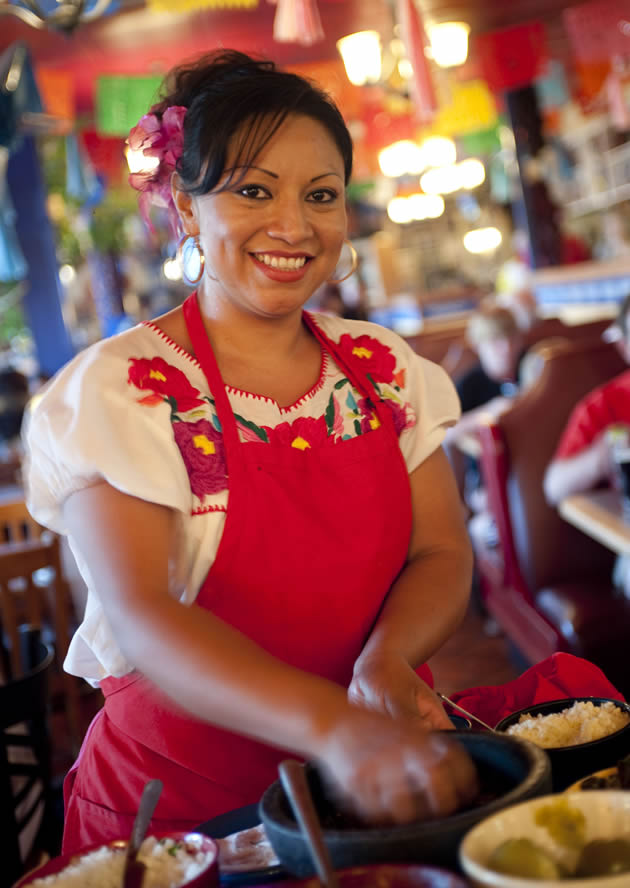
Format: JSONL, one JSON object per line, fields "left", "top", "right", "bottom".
{"left": 2, "top": 0, "right": 630, "bottom": 885}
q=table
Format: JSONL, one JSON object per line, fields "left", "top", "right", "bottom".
{"left": 558, "top": 488, "right": 630, "bottom": 556}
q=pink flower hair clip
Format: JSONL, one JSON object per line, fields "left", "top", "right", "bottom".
{"left": 127, "top": 104, "right": 187, "bottom": 235}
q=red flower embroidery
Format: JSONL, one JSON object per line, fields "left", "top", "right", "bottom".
{"left": 265, "top": 416, "right": 331, "bottom": 450}
{"left": 173, "top": 419, "right": 227, "bottom": 498}
{"left": 383, "top": 400, "right": 415, "bottom": 436}
{"left": 357, "top": 397, "right": 382, "bottom": 435}
{"left": 337, "top": 334, "right": 396, "bottom": 384}
{"left": 128, "top": 357, "right": 205, "bottom": 412}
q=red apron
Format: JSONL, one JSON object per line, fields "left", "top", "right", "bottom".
{"left": 63, "top": 293, "right": 433, "bottom": 853}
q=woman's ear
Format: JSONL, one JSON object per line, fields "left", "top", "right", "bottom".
{"left": 171, "top": 173, "right": 198, "bottom": 236}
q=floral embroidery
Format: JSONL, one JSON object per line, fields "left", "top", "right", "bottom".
{"left": 172, "top": 418, "right": 227, "bottom": 498}
{"left": 128, "top": 328, "right": 417, "bottom": 509}
{"left": 337, "top": 334, "right": 396, "bottom": 385}
{"left": 264, "top": 416, "right": 331, "bottom": 449}
{"left": 128, "top": 357, "right": 205, "bottom": 412}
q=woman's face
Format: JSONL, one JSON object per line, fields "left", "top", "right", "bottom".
{"left": 183, "top": 113, "right": 347, "bottom": 321}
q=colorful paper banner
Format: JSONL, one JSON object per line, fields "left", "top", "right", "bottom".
{"left": 433, "top": 79, "right": 498, "bottom": 137}
{"left": 147, "top": 0, "right": 257, "bottom": 9}
{"left": 477, "top": 22, "right": 548, "bottom": 92}
{"left": 36, "top": 68, "right": 75, "bottom": 122}
{"left": 564, "top": 0, "right": 630, "bottom": 64}
{"left": 96, "top": 75, "right": 163, "bottom": 137}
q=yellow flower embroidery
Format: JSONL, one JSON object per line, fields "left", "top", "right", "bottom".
{"left": 352, "top": 346, "right": 373, "bottom": 359}
{"left": 291, "top": 436, "right": 311, "bottom": 451}
{"left": 149, "top": 369, "right": 167, "bottom": 382}
{"left": 369, "top": 415, "right": 381, "bottom": 430}
{"left": 193, "top": 434, "right": 216, "bottom": 455}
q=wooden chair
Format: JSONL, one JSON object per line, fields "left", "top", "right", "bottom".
{"left": 475, "top": 337, "right": 630, "bottom": 697}
{"left": 0, "top": 627, "right": 56, "bottom": 888}
{"left": 0, "top": 499, "right": 81, "bottom": 752}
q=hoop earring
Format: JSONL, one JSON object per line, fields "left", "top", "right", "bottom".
{"left": 176, "top": 234, "right": 205, "bottom": 285}
{"left": 328, "top": 240, "right": 358, "bottom": 285}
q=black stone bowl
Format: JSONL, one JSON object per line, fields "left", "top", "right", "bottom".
{"left": 259, "top": 731, "right": 551, "bottom": 876}
{"left": 495, "top": 696, "right": 630, "bottom": 792}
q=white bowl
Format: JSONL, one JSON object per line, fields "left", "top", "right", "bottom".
{"left": 459, "top": 790, "right": 630, "bottom": 887}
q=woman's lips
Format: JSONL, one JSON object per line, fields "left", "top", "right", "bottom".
{"left": 250, "top": 253, "right": 312, "bottom": 282}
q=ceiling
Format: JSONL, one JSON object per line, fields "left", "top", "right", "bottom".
{"left": 1, "top": 0, "right": 590, "bottom": 109}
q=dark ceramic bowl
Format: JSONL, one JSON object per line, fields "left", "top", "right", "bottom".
{"left": 13, "top": 833, "right": 219, "bottom": 888}
{"left": 265, "top": 863, "right": 469, "bottom": 888}
{"left": 259, "top": 731, "right": 551, "bottom": 876}
{"left": 495, "top": 696, "right": 630, "bottom": 792}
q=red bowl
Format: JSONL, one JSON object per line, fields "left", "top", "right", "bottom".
{"left": 13, "top": 832, "right": 219, "bottom": 888}
{"left": 266, "top": 863, "right": 469, "bottom": 888}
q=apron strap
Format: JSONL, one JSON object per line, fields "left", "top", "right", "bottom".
{"left": 303, "top": 312, "right": 393, "bottom": 430}
{"left": 182, "top": 292, "right": 242, "bottom": 457}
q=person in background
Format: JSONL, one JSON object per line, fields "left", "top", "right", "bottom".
{"left": 544, "top": 294, "right": 630, "bottom": 598}
{"left": 544, "top": 293, "right": 630, "bottom": 506}
{"left": 447, "top": 303, "right": 526, "bottom": 456}
{"left": 24, "top": 50, "right": 477, "bottom": 853}
{"left": 0, "top": 366, "right": 29, "bottom": 482}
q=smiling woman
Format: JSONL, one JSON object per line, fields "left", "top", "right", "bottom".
{"left": 24, "top": 49, "right": 477, "bottom": 857}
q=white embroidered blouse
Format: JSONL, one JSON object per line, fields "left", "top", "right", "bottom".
{"left": 25, "top": 313, "right": 460, "bottom": 684}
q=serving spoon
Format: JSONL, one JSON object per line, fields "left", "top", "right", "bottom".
{"left": 122, "top": 778, "right": 164, "bottom": 888}
{"left": 436, "top": 692, "right": 498, "bottom": 734}
{"left": 279, "top": 760, "right": 340, "bottom": 888}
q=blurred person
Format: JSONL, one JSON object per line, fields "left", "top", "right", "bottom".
{"left": 544, "top": 293, "right": 630, "bottom": 507}
{"left": 544, "top": 294, "right": 630, "bottom": 598}
{"left": 0, "top": 367, "right": 29, "bottom": 480}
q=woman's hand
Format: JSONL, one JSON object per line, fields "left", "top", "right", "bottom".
{"left": 348, "top": 650, "right": 452, "bottom": 731}
{"left": 316, "top": 705, "right": 478, "bottom": 826}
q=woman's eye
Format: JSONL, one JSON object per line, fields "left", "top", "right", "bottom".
{"left": 238, "top": 184, "right": 270, "bottom": 200}
{"left": 308, "top": 188, "right": 338, "bottom": 203}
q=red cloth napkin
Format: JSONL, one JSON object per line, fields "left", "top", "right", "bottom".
{"left": 449, "top": 653, "right": 625, "bottom": 727}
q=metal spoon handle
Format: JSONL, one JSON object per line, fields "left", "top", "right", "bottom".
{"left": 279, "top": 760, "right": 339, "bottom": 888}
{"left": 129, "top": 778, "right": 164, "bottom": 857}
{"left": 437, "top": 692, "right": 497, "bottom": 733}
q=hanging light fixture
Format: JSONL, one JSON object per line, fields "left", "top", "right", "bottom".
{"left": 427, "top": 21, "right": 470, "bottom": 68}
{"left": 0, "top": 0, "right": 116, "bottom": 34}
{"left": 337, "top": 30, "right": 382, "bottom": 86}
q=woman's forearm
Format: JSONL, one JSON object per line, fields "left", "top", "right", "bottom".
{"left": 355, "top": 541, "right": 471, "bottom": 671}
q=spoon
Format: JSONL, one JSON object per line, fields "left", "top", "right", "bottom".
{"left": 122, "top": 778, "right": 164, "bottom": 888}
{"left": 437, "top": 692, "right": 498, "bottom": 733}
{"left": 279, "top": 760, "right": 340, "bottom": 888}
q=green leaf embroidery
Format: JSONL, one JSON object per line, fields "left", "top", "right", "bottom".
{"left": 167, "top": 395, "right": 178, "bottom": 413}
{"left": 353, "top": 418, "right": 362, "bottom": 436}
{"left": 211, "top": 413, "right": 222, "bottom": 433}
{"left": 334, "top": 377, "right": 349, "bottom": 390}
{"left": 234, "top": 413, "right": 269, "bottom": 442}
{"left": 366, "top": 372, "right": 381, "bottom": 396}
{"left": 346, "top": 389, "right": 358, "bottom": 412}
{"left": 380, "top": 388, "right": 403, "bottom": 404}
{"left": 324, "top": 392, "right": 336, "bottom": 431}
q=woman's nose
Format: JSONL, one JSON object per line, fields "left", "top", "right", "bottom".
{"left": 266, "top": 199, "right": 313, "bottom": 242}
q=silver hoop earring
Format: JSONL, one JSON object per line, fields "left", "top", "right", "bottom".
{"left": 177, "top": 235, "right": 205, "bottom": 285}
{"left": 328, "top": 240, "right": 358, "bottom": 285}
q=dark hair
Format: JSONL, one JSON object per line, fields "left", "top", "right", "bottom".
{"left": 153, "top": 49, "right": 353, "bottom": 196}
{"left": 0, "top": 368, "right": 29, "bottom": 442}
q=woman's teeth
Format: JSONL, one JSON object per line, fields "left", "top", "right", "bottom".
{"left": 254, "top": 254, "right": 307, "bottom": 270}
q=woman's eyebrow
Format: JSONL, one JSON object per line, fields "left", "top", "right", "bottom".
{"left": 225, "top": 166, "right": 343, "bottom": 182}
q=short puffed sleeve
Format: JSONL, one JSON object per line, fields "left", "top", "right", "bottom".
{"left": 24, "top": 327, "right": 194, "bottom": 533}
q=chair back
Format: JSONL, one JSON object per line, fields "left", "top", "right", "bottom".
{"left": 0, "top": 629, "right": 55, "bottom": 888}
{"left": 0, "top": 499, "right": 81, "bottom": 751}
{"left": 480, "top": 338, "right": 626, "bottom": 597}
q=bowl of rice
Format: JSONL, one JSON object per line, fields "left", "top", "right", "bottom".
{"left": 13, "top": 832, "right": 219, "bottom": 888}
{"left": 495, "top": 698, "right": 630, "bottom": 792}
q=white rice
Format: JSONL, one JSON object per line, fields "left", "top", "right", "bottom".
{"left": 505, "top": 700, "right": 630, "bottom": 748}
{"left": 27, "top": 836, "right": 215, "bottom": 888}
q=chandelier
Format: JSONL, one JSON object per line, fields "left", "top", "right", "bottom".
{"left": 0, "top": 0, "right": 116, "bottom": 34}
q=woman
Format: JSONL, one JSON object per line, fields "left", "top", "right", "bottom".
{"left": 25, "top": 50, "right": 477, "bottom": 852}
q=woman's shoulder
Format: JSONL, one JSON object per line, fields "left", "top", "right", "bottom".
{"left": 309, "top": 313, "right": 419, "bottom": 359}
{"left": 36, "top": 321, "right": 201, "bottom": 407}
